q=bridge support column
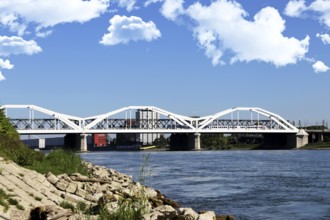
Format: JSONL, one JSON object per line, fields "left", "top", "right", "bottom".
{"left": 194, "top": 133, "right": 201, "bottom": 150}
{"left": 296, "top": 129, "right": 309, "bottom": 148}
{"left": 80, "top": 134, "right": 88, "bottom": 152}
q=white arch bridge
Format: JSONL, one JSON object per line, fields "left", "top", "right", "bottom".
{"left": 1, "top": 105, "right": 307, "bottom": 150}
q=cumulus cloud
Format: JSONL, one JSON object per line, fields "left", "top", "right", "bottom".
{"left": 100, "top": 15, "right": 161, "bottom": 45}
{"left": 0, "top": 72, "right": 5, "bottom": 81}
{"left": 313, "top": 60, "right": 329, "bottom": 73}
{"left": 285, "top": 0, "right": 330, "bottom": 28}
{"left": 185, "top": 1, "right": 309, "bottom": 67}
{"left": 284, "top": 0, "right": 307, "bottom": 17}
{"left": 0, "top": 59, "right": 14, "bottom": 81}
{"left": 118, "top": 0, "right": 137, "bottom": 12}
{"left": 0, "top": 0, "right": 109, "bottom": 35}
{"left": 160, "top": 0, "right": 184, "bottom": 21}
{"left": 0, "top": 58, "right": 14, "bottom": 69}
{"left": 316, "top": 33, "right": 330, "bottom": 44}
{"left": 0, "top": 36, "right": 42, "bottom": 56}
{"left": 144, "top": 0, "right": 162, "bottom": 7}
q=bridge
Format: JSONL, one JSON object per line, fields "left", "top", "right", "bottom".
{"left": 0, "top": 105, "right": 308, "bottom": 151}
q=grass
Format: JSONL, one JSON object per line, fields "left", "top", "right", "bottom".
{"left": 29, "top": 149, "right": 89, "bottom": 176}
{"left": 300, "top": 142, "right": 330, "bottom": 149}
{"left": 34, "top": 196, "right": 42, "bottom": 201}
{"left": 0, "top": 188, "right": 24, "bottom": 212}
{"left": 98, "top": 153, "right": 151, "bottom": 220}
{"left": 59, "top": 200, "right": 75, "bottom": 212}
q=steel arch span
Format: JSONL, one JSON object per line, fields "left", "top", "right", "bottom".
{"left": 0, "top": 105, "right": 299, "bottom": 134}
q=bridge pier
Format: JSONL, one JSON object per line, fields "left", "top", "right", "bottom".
{"left": 170, "top": 133, "right": 201, "bottom": 151}
{"left": 263, "top": 129, "right": 308, "bottom": 149}
{"left": 296, "top": 129, "right": 309, "bottom": 148}
{"left": 193, "top": 133, "right": 201, "bottom": 150}
{"left": 80, "top": 134, "right": 88, "bottom": 152}
{"left": 64, "top": 134, "right": 88, "bottom": 152}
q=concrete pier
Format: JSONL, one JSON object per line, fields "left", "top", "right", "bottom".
{"left": 80, "top": 134, "right": 88, "bottom": 152}
{"left": 64, "top": 134, "right": 88, "bottom": 151}
{"left": 170, "top": 133, "right": 201, "bottom": 151}
{"left": 263, "top": 129, "right": 309, "bottom": 149}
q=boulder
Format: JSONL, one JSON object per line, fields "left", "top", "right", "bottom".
{"left": 46, "top": 172, "right": 59, "bottom": 184}
{"left": 198, "top": 211, "right": 216, "bottom": 220}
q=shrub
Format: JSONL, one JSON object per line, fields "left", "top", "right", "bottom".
{"left": 30, "top": 149, "right": 89, "bottom": 175}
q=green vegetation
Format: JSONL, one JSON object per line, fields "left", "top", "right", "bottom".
{"left": 0, "top": 188, "right": 24, "bottom": 211}
{"left": 30, "top": 149, "right": 89, "bottom": 175}
{"left": 300, "top": 142, "right": 330, "bottom": 149}
{"left": 0, "top": 109, "right": 44, "bottom": 167}
{"left": 0, "top": 108, "right": 89, "bottom": 176}
{"left": 99, "top": 196, "right": 149, "bottom": 220}
{"left": 201, "top": 134, "right": 228, "bottom": 149}
{"left": 0, "top": 189, "right": 9, "bottom": 212}
{"left": 98, "top": 154, "right": 151, "bottom": 220}
{"left": 153, "top": 136, "right": 169, "bottom": 148}
{"left": 59, "top": 200, "right": 75, "bottom": 212}
{"left": 34, "top": 196, "right": 42, "bottom": 201}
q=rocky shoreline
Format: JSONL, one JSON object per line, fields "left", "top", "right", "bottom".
{"left": 0, "top": 157, "right": 234, "bottom": 220}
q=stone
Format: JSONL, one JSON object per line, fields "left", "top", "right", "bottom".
{"left": 85, "top": 193, "right": 103, "bottom": 203}
{"left": 64, "top": 192, "right": 88, "bottom": 204}
{"left": 46, "top": 172, "right": 59, "bottom": 184}
{"left": 198, "top": 211, "right": 216, "bottom": 220}
{"left": 66, "top": 182, "right": 77, "bottom": 194}
{"left": 143, "top": 211, "right": 164, "bottom": 220}
{"left": 55, "top": 179, "right": 69, "bottom": 191}
{"left": 153, "top": 205, "right": 176, "bottom": 213}
{"left": 75, "top": 188, "right": 88, "bottom": 198}
{"left": 144, "top": 187, "right": 158, "bottom": 198}
{"left": 109, "top": 181, "right": 123, "bottom": 191}
{"left": 179, "top": 208, "right": 199, "bottom": 219}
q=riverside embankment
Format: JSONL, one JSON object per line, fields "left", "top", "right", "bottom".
{"left": 0, "top": 156, "right": 230, "bottom": 220}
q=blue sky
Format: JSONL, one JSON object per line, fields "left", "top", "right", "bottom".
{"left": 0, "top": 0, "right": 329, "bottom": 125}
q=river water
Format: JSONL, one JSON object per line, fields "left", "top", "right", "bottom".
{"left": 80, "top": 150, "right": 330, "bottom": 220}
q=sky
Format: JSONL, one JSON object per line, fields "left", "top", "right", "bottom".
{"left": 0, "top": 0, "right": 329, "bottom": 126}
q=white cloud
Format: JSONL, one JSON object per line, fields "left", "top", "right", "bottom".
{"left": 144, "top": 0, "right": 162, "bottom": 7}
{"left": 0, "top": 58, "right": 14, "bottom": 69}
{"left": 0, "top": 0, "right": 109, "bottom": 35}
{"left": 100, "top": 15, "right": 161, "bottom": 45}
{"left": 316, "top": 33, "right": 330, "bottom": 44}
{"left": 118, "top": 0, "right": 138, "bottom": 12}
{"left": 160, "top": 0, "right": 184, "bottom": 21}
{"left": 0, "top": 72, "right": 5, "bottom": 81}
{"left": 0, "top": 13, "right": 26, "bottom": 36}
{"left": 285, "top": 0, "right": 330, "bottom": 28}
{"left": 313, "top": 60, "right": 329, "bottom": 73}
{"left": 284, "top": 0, "right": 307, "bottom": 17}
{"left": 0, "top": 58, "right": 13, "bottom": 81}
{"left": 0, "top": 36, "right": 42, "bottom": 56}
{"left": 186, "top": 1, "right": 309, "bottom": 67}
{"left": 309, "top": 0, "right": 330, "bottom": 27}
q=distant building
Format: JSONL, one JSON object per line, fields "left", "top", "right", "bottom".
{"left": 136, "top": 109, "right": 160, "bottom": 145}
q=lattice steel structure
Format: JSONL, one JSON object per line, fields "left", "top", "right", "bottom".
{"left": 0, "top": 105, "right": 299, "bottom": 134}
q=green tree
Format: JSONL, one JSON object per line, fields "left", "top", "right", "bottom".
{"left": 201, "top": 134, "right": 228, "bottom": 149}
{"left": 153, "top": 135, "right": 169, "bottom": 148}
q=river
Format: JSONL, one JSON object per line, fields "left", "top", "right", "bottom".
{"left": 80, "top": 150, "right": 330, "bottom": 220}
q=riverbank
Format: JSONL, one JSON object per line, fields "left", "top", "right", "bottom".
{"left": 0, "top": 155, "right": 234, "bottom": 220}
